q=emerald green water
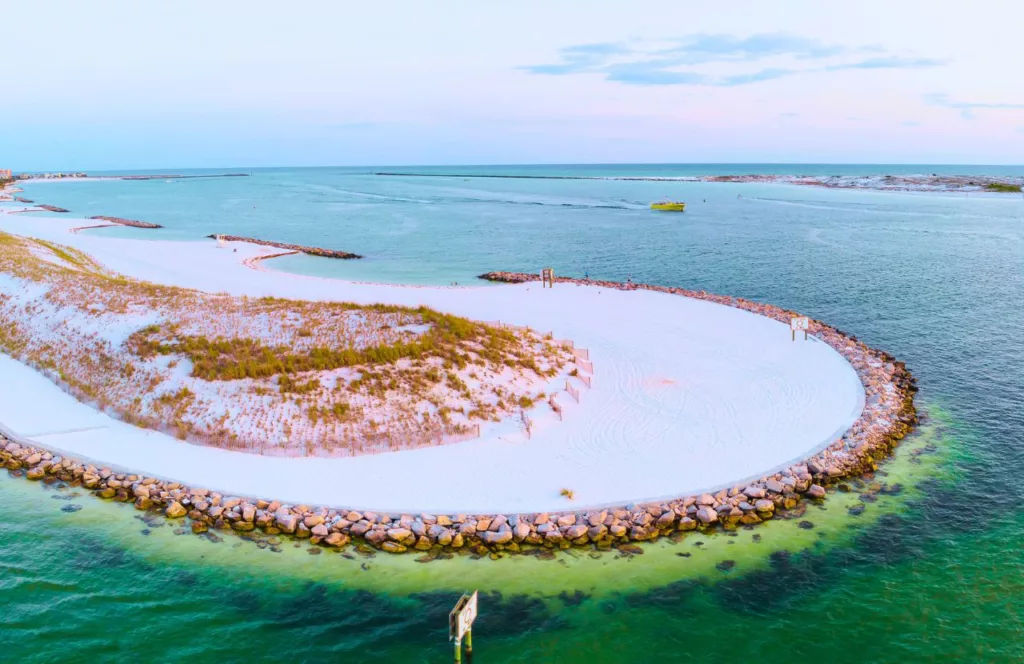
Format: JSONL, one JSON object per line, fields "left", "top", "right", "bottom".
{"left": 4, "top": 165, "right": 1023, "bottom": 661}
{"left": 5, "top": 411, "right": 1014, "bottom": 662}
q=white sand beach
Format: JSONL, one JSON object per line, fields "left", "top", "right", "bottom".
{"left": 0, "top": 208, "right": 864, "bottom": 513}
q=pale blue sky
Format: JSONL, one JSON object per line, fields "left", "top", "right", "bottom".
{"left": 2, "top": 0, "right": 1023, "bottom": 170}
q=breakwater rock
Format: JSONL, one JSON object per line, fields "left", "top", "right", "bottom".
{"left": 13, "top": 197, "right": 33, "bottom": 204}
{"left": 88, "top": 216, "right": 163, "bottom": 229}
{"left": 207, "top": 235, "right": 363, "bottom": 259}
{"left": 1, "top": 274, "right": 915, "bottom": 558}
{"left": 39, "top": 205, "right": 69, "bottom": 213}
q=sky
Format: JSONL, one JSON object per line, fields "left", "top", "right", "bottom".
{"left": 2, "top": 0, "right": 1023, "bottom": 170}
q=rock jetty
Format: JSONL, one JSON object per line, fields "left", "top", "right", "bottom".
{"left": 39, "top": 205, "right": 69, "bottom": 213}
{"left": 207, "top": 235, "right": 363, "bottom": 259}
{"left": 88, "top": 216, "right": 163, "bottom": 229}
{"left": 0, "top": 275, "right": 916, "bottom": 558}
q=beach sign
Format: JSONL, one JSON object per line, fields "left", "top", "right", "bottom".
{"left": 449, "top": 590, "right": 478, "bottom": 662}
{"left": 791, "top": 316, "right": 810, "bottom": 341}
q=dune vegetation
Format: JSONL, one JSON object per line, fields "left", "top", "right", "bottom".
{"left": 984, "top": 182, "right": 1023, "bottom": 193}
{"left": 0, "top": 231, "right": 572, "bottom": 456}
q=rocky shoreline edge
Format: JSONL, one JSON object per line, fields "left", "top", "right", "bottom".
{"left": 206, "top": 235, "right": 363, "bottom": 259}
{"left": 0, "top": 274, "right": 916, "bottom": 559}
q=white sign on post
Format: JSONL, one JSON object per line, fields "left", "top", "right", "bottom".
{"left": 449, "top": 591, "right": 478, "bottom": 641}
{"left": 790, "top": 316, "right": 810, "bottom": 341}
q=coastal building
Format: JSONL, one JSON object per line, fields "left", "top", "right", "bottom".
{"left": 12, "top": 172, "right": 87, "bottom": 180}
{"left": 0, "top": 169, "right": 12, "bottom": 180}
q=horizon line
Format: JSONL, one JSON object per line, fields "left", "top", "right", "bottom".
{"left": 12, "top": 160, "right": 1024, "bottom": 173}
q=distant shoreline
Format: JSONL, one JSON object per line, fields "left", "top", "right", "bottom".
{"left": 13, "top": 169, "right": 1022, "bottom": 195}
{"left": 376, "top": 171, "right": 1024, "bottom": 194}
{"left": 20, "top": 173, "right": 249, "bottom": 183}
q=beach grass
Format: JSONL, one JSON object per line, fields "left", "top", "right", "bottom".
{"left": 984, "top": 182, "right": 1022, "bottom": 193}
{"left": 0, "top": 231, "right": 572, "bottom": 456}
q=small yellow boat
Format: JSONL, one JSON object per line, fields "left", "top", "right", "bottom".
{"left": 650, "top": 200, "right": 686, "bottom": 211}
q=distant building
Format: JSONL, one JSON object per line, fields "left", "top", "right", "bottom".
{"left": 0, "top": 169, "right": 12, "bottom": 180}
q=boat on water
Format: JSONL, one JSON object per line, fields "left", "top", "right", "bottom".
{"left": 650, "top": 200, "right": 686, "bottom": 211}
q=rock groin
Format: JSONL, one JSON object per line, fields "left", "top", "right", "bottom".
{"left": 88, "top": 216, "right": 163, "bottom": 229}
{"left": 39, "top": 205, "right": 69, "bottom": 213}
{"left": 207, "top": 235, "right": 363, "bottom": 259}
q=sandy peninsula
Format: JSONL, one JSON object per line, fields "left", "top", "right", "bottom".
{"left": 0, "top": 207, "right": 868, "bottom": 514}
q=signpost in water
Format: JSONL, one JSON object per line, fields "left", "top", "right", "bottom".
{"left": 449, "top": 590, "right": 478, "bottom": 662}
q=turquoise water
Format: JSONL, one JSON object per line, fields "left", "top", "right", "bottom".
{"left": 19, "top": 163, "right": 1024, "bottom": 287}
{"left": 5, "top": 165, "right": 1024, "bottom": 661}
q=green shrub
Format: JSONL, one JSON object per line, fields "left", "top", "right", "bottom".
{"left": 984, "top": 182, "right": 1022, "bottom": 193}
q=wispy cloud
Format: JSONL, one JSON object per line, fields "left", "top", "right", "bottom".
{"left": 720, "top": 68, "right": 798, "bottom": 86}
{"left": 522, "top": 33, "right": 946, "bottom": 86}
{"left": 925, "top": 93, "right": 1024, "bottom": 119}
{"left": 525, "top": 42, "right": 631, "bottom": 75}
{"left": 654, "top": 33, "right": 857, "bottom": 64}
{"left": 604, "top": 62, "right": 707, "bottom": 85}
{"left": 825, "top": 56, "right": 947, "bottom": 71}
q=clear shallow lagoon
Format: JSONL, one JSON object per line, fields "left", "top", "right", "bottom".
{"left": 5, "top": 164, "right": 1024, "bottom": 661}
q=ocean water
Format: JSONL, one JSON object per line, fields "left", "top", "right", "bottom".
{"left": 3, "top": 165, "right": 1023, "bottom": 662}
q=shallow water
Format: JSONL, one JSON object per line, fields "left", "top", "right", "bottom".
{"left": 5, "top": 165, "right": 1024, "bottom": 661}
